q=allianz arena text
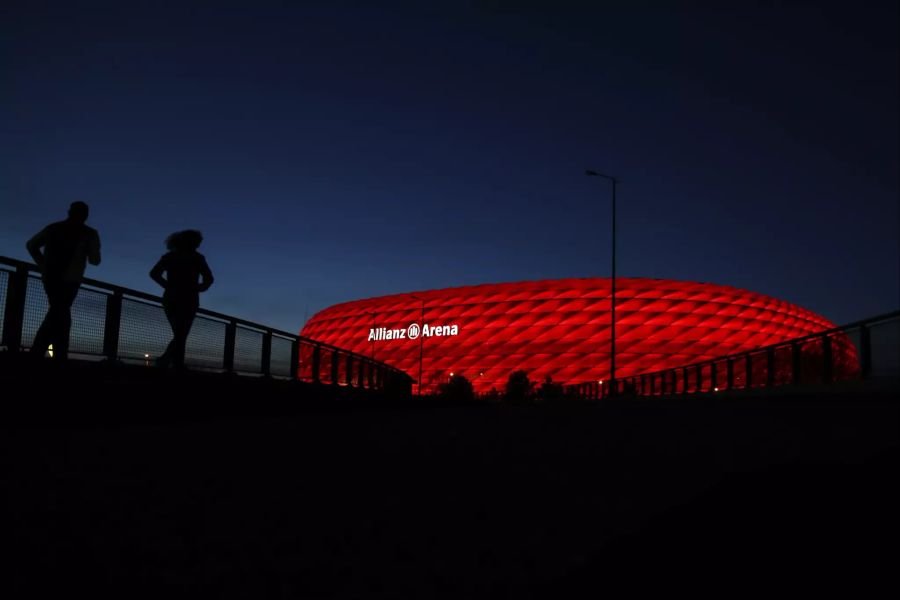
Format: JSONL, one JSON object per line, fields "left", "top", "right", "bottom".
{"left": 300, "top": 278, "right": 857, "bottom": 394}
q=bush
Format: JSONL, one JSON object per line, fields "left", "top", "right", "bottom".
{"left": 437, "top": 374, "right": 475, "bottom": 403}
{"left": 504, "top": 370, "right": 535, "bottom": 404}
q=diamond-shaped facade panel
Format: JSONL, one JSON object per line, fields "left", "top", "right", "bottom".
{"left": 300, "top": 278, "right": 856, "bottom": 393}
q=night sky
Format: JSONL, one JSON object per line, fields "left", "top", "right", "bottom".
{"left": 2, "top": 1, "right": 897, "bottom": 334}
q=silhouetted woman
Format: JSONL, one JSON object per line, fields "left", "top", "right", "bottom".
{"left": 150, "top": 230, "right": 214, "bottom": 370}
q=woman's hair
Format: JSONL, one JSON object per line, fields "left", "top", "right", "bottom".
{"left": 166, "top": 229, "right": 203, "bottom": 251}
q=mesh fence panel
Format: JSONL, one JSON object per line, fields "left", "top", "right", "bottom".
{"left": 320, "top": 347, "right": 333, "bottom": 384}
{"left": 869, "top": 320, "right": 899, "bottom": 378}
{"left": 838, "top": 328, "right": 861, "bottom": 382}
{"left": 234, "top": 326, "right": 263, "bottom": 374}
{"left": 270, "top": 335, "right": 293, "bottom": 378}
{"left": 684, "top": 367, "right": 695, "bottom": 393}
{"left": 713, "top": 359, "right": 728, "bottom": 390}
{"left": 699, "top": 364, "right": 712, "bottom": 392}
{"left": 799, "top": 338, "right": 826, "bottom": 385}
{"left": 337, "top": 353, "right": 348, "bottom": 385}
{"left": 118, "top": 298, "right": 172, "bottom": 363}
{"left": 298, "top": 342, "right": 316, "bottom": 381}
{"left": 732, "top": 356, "right": 747, "bottom": 389}
{"left": 185, "top": 316, "right": 226, "bottom": 370}
{"left": 749, "top": 351, "right": 768, "bottom": 388}
{"left": 772, "top": 346, "right": 793, "bottom": 386}
{"left": 18, "top": 276, "right": 108, "bottom": 358}
{"left": 69, "top": 287, "right": 107, "bottom": 357}
{"left": 21, "top": 276, "right": 49, "bottom": 349}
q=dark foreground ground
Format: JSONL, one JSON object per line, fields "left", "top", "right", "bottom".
{"left": 1, "top": 358, "right": 898, "bottom": 598}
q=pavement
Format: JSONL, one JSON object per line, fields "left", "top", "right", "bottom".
{"left": 1, "top": 353, "right": 897, "bottom": 598}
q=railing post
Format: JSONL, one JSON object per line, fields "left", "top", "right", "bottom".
{"left": 727, "top": 358, "right": 734, "bottom": 390}
{"left": 312, "top": 345, "right": 321, "bottom": 383}
{"left": 346, "top": 353, "right": 354, "bottom": 387}
{"left": 357, "top": 357, "right": 364, "bottom": 387}
{"left": 683, "top": 367, "right": 689, "bottom": 393}
{"left": 102, "top": 290, "right": 122, "bottom": 361}
{"left": 223, "top": 321, "right": 237, "bottom": 373}
{"left": 859, "top": 325, "right": 872, "bottom": 379}
{"left": 695, "top": 365, "right": 702, "bottom": 393}
{"left": 766, "top": 348, "right": 775, "bottom": 388}
{"left": 725, "top": 356, "right": 734, "bottom": 391}
{"left": 290, "top": 338, "right": 300, "bottom": 381}
{"left": 2, "top": 266, "right": 29, "bottom": 352}
{"left": 791, "top": 342, "right": 801, "bottom": 385}
{"left": 261, "top": 330, "right": 272, "bottom": 377}
{"left": 331, "top": 351, "right": 339, "bottom": 385}
{"left": 649, "top": 374, "right": 655, "bottom": 396}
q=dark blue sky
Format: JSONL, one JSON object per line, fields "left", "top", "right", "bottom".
{"left": 2, "top": 1, "right": 897, "bottom": 333}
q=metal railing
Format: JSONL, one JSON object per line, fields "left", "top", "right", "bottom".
{"left": 0, "top": 257, "right": 412, "bottom": 393}
{"left": 565, "top": 310, "right": 899, "bottom": 400}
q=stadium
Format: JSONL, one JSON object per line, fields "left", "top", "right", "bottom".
{"left": 300, "top": 278, "right": 856, "bottom": 394}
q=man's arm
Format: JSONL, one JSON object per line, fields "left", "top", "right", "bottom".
{"left": 87, "top": 229, "right": 101, "bottom": 266}
{"left": 25, "top": 228, "right": 47, "bottom": 270}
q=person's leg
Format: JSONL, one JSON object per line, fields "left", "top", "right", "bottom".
{"left": 170, "top": 302, "right": 198, "bottom": 370}
{"left": 31, "top": 280, "right": 78, "bottom": 358}
{"left": 31, "top": 291, "right": 53, "bottom": 357}
{"left": 175, "top": 307, "right": 196, "bottom": 369}
{"left": 158, "top": 303, "right": 176, "bottom": 368}
{"left": 52, "top": 283, "right": 79, "bottom": 359}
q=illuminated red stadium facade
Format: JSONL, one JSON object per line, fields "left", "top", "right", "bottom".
{"left": 300, "top": 278, "right": 851, "bottom": 394}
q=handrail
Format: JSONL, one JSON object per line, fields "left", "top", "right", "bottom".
{"left": 0, "top": 256, "right": 412, "bottom": 393}
{"left": 565, "top": 308, "right": 899, "bottom": 400}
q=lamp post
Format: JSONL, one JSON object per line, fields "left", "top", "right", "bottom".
{"left": 410, "top": 294, "right": 425, "bottom": 397}
{"left": 585, "top": 169, "right": 617, "bottom": 397}
{"left": 369, "top": 311, "right": 377, "bottom": 360}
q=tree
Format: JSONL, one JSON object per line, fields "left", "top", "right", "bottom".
{"left": 437, "top": 374, "right": 475, "bottom": 403}
{"left": 504, "top": 370, "right": 535, "bottom": 404}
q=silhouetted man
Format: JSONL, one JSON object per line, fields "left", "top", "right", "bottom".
{"left": 26, "top": 201, "right": 101, "bottom": 359}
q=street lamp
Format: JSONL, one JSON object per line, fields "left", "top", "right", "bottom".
{"left": 585, "top": 169, "right": 617, "bottom": 397}
{"left": 409, "top": 294, "right": 426, "bottom": 397}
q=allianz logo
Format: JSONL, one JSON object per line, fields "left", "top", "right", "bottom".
{"left": 368, "top": 322, "right": 460, "bottom": 342}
